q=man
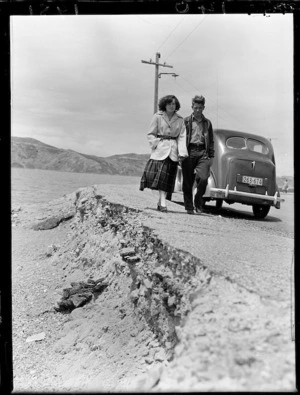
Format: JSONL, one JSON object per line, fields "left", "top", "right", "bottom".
{"left": 282, "top": 179, "right": 289, "bottom": 194}
{"left": 181, "top": 95, "right": 214, "bottom": 214}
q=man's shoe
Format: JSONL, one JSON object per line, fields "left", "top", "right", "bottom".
{"left": 186, "top": 210, "right": 194, "bottom": 215}
{"left": 195, "top": 207, "right": 204, "bottom": 214}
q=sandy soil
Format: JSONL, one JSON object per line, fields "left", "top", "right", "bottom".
{"left": 11, "top": 186, "right": 296, "bottom": 392}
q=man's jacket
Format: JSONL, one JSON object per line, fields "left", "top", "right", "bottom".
{"left": 184, "top": 114, "right": 215, "bottom": 158}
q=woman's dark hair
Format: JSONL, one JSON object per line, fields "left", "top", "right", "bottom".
{"left": 158, "top": 95, "right": 181, "bottom": 112}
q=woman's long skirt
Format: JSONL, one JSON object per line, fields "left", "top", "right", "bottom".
{"left": 139, "top": 156, "right": 178, "bottom": 193}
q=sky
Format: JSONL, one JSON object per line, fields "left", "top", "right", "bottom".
{"left": 11, "top": 14, "right": 293, "bottom": 176}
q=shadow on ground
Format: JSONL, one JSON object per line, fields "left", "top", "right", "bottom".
{"left": 171, "top": 200, "right": 282, "bottom": 223}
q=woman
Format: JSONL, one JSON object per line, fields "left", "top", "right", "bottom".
{"left": 140, "top": 95, "right": 188, "bottom": 212}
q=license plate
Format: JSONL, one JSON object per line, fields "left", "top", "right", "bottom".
{"left": 241, "top": 175, "right": 263, "bottom": 186}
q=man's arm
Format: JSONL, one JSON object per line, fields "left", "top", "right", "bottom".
{"left": 208, "top": 120, "right": 215, "bottom": 159}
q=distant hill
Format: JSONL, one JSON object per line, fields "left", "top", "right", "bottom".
{"left": 11, "top": 137, "right": 150, "bottom": 176}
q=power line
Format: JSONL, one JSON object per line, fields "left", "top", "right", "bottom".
{"left": 172, "top": 78, "right": 193, "bottom": 95}
{"left": 175, "top": 73, "right": 202, "bottom": 93}
{"left": 164, "top": 16, "right": 206, "bottom": 61}
{"left": 156, "top": 16, "right": 186, "bottom": 52}
{"left": 159, "top": 75, "right": 192, "bottom": 96}
{"left": 163, "top": 69, "right": 244, "bottom": 127}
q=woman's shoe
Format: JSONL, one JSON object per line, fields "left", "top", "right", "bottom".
{"left": 157, "top": 204, "right": 167, "bottom": 212}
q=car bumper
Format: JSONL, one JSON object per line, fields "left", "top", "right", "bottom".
{"left": 209, "top": 184, "right": 284, "bottom": 208}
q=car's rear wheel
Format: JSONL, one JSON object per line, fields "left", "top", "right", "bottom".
{"left": 252, "top": 204, "right": 270, "bottom": 219}
{"left": 216, "top": 199, "right": 223, "bottom": 209}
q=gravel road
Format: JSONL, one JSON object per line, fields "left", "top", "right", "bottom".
{"left": 11, "top": 184, "right": 295, "bottom": 392}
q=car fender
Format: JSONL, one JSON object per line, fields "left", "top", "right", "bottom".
{"left": 203, "top": 172, "right": 217, "bottom": 197}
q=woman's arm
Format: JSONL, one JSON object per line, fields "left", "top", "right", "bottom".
{"left": 147, "top": 114, "right": 161, "bottom": 150}
{"left": 177, "top": 120, "right": 188, "bottom": 158}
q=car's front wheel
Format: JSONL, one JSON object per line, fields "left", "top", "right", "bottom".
{"left": 252, "top": 204, "right": 270, "bottom": 219}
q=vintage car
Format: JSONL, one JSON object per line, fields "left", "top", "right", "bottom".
{"left": 175, "top": 129, "right": 284, "bottom": 219}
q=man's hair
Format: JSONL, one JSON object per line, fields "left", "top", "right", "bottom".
{"left": 192, "top": 95, "right": 205, "bottom": 106}
{"left": 158, "top": 95, "right": 181, "bottom": 111}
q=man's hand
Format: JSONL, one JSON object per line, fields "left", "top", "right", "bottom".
{"left": 178, "top": 156, "right": 187, "bottom": 166}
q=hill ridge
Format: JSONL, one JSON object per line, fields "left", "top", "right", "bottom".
{"left": 11, "top": 136, "right": 149, "bottom": 176}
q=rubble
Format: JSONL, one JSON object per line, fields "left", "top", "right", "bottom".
{"left": 47, "top": 188, "right": 211, "bottom": 356}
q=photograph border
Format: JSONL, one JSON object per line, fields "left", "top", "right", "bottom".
{"left": 1, "top": 1, "right": 298, "bottom": 393}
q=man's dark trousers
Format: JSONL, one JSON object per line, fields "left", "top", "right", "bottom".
{"left": 181, "top": 148, "right": 210, "bottom": 211}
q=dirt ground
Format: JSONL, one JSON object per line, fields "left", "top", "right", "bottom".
{"left": 11, "top": 186, "right": 296, "bottom": 392}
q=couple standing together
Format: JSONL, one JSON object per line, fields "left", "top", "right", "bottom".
{"left": 140, "top": 94, "right": 214, "bottom": 215}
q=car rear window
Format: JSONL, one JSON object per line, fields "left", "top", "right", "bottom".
{"left": 247, "top": 138, "right": 269, "bottom": 154}
{"left": 226, "top": 136, "right": 269, "bottom": 155}
{"left": 226, "top": 137, "right": 247, "bottom": 149}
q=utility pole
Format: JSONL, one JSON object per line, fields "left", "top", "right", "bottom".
{"left": 141, "top": 53, "right": 174, "bottom": 113}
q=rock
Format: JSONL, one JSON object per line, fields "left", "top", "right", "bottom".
{"left": 26, "top": 332, "right": 46, "bottom": 343}
{"left": 234, "top": 356, "right": 257, "bottom": 366}
{"left": 165, "top": 342, "right": 173, "bottom": 349}
{"left": 54, "top": 299, "right": 74, "bottom": 312}
{"left": 175, "top": 326, "right": 183, "bottom": 340}
{"left": 131, "top": 327, "right": 139, "bottom": 337}
{"left": 142, "top": 348, "right": 149, "bottom": 357}
{"left": 93, "top": 282, "right": 108, "bottom": 293}
{"left": 79, "top": 198, "right": 88, "bottom": 205}
{"left": 139, "top": 285, "right": 147, "bottom": 296}
{"left": 120, "top": 247, "right": 136, "bottom": 257}
{"left": 129, "top": 290, "right": 139, "bottom": 304}
{"left": 125, "top": 256, "right": 140, "bottom": 264}
{"left": 167, "top": 296, "right": 176, "bottom": 307}
{"left": 32, "top": 213, "right": 74, "bottom": 230}
{"left": 145, "top": 357, "right": 153, "bottom": 364}
{"left": 46, "top": 246, "right": 54, "bottom": 257}
{"left": 70, "top": 307, "right": 85, "bottom": 319}
{"left": 148, "top": 340, "right": 159, "bottom": 349}
{"left": 153, "top": 266, "right": 172, "bottom": 280}
{"left": 70, "top": 293, "right": 92, "bottom": 308}
{"left": 46, "top": 244, "right": 60, "bottom": 257}
{"left": 134, "top": 365, "right": 162, "bottom": 391}
{"left": 144, "top": 279, "right": 153, "bottom": 289}
{"left": 154, "top": 349, "right": 166, "bottom": 362}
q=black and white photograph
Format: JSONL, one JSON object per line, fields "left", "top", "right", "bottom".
{"left": 9, "top": 4, "right": 294, "bottom": 392}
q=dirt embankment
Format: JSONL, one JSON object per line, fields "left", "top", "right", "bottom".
{"left": 11, "top": 186, "right": 295, "bottom": 392}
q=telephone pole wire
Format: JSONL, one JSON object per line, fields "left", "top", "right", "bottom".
{"left": 141, "top": 52, "right": 173, "bottom": 113}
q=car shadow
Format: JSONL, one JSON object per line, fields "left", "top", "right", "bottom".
{"left": 171, "top": 200, "right": 282, "bottom": 222}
